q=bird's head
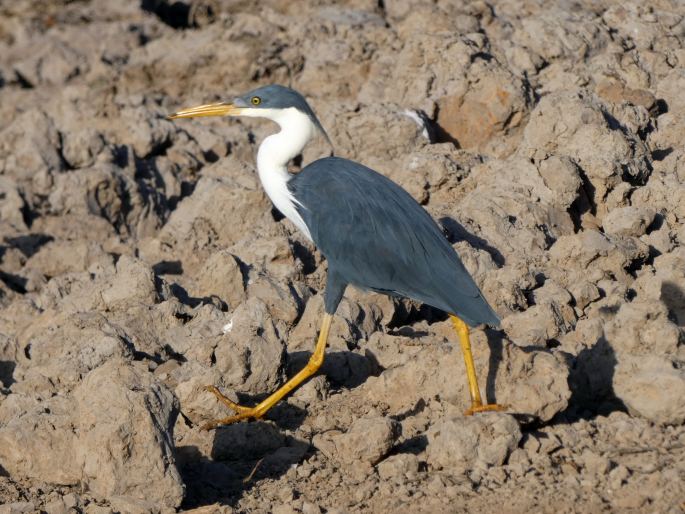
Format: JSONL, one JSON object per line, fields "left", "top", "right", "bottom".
{"left": 168, "top": 84, "right": 332, "bottom": 148}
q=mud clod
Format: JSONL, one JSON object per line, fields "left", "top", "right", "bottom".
{"left": 0, "top": 0, "right": 684, "bottom": 511}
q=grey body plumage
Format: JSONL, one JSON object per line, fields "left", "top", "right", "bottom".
{"left": 289, "top": 156, "right": 500, "bottom": 327}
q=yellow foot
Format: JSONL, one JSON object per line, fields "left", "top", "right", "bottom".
{"left": 465, "top": 403, "right": 508, "bottom": 416}
{"left": 201, "top": 385, "right": 263, "bottom": 430}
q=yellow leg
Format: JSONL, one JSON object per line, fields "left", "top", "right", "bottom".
{"left": 450, "top": 315, "right": 506, "bottom": 416}
{"left": 201, "top": 313, "right": 333, "bottom": 430}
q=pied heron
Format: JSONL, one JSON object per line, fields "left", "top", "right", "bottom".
{"left": 168, "top": 85, "right": 504, "bottom": 429}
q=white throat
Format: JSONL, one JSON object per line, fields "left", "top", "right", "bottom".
{"left": 243, "top": 107, "right": 317, "bottom": 240}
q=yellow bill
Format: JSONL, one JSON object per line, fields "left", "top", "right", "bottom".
{"left": 167, "top": 102, "right": 242, "bottom": 120}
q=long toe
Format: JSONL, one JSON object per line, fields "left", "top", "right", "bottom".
{"left": 201, "top": 410, "right": 256, "bottom": 430}
{"left": 465, "top": 403, "right": 508, "bottom": 416}
{"left": 205, "top": 385, "right": 253, "bottom": 414}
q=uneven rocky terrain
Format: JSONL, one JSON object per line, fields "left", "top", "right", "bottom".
{"left": 0, "top": 0, "right": 684, "bottom": 512}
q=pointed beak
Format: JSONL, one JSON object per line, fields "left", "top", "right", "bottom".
{"left": 166, "top": 102, "right": 242, "bottom": 120}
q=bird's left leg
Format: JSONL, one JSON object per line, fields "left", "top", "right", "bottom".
{"left": 201, "top": 313, "right": 333, "bottom": 430}
{"left": 450, "top": 315, "right": 507, "bottom": 416}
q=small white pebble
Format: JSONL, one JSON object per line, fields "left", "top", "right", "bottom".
{"left": 222, "top": 319, "right": 233, "bottom": 334}
{"left": 402, "top": 109, "right": 430, "bottom": 140}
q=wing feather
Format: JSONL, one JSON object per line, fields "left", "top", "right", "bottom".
{"left": 289, "top": 157, "right": 499, "bottom": 326}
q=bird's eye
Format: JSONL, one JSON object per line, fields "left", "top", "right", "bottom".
{"left": 251, "top": 96, "right": 261, "bottom": 105}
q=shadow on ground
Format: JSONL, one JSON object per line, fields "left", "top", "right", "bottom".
{"left": 178, "top": 424, "right": 310, "bottom": 509}
{"left": 178, "top": 347, "right": 380, "bottom": 509}
{"left": 554, "top": 334, "right": 627, "bottom": 425}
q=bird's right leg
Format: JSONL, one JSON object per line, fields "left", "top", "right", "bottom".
{"left": 450, "top": 315, "right": 507, "bottom": 415}
{"left": 201, "top": 313, "right": 333, "bottom": 430}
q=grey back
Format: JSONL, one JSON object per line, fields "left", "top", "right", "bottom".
{"left": 289, "top": 156, "right": 500, "bottom": 327}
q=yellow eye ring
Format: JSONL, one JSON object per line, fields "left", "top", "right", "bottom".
{"left": 251, "top": 96, "right": 261, "bottom": 105}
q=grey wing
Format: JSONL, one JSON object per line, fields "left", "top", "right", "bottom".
{"left": 290, "top": 157, "right": 499, "bottom": 327}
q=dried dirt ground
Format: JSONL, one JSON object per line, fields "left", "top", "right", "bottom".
{"left": 1, "top": 0, "right": 684, "bottom": 512}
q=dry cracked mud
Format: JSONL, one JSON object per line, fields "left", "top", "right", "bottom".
{"left": 0, "top": 0, "right": 684, "bottom": 513}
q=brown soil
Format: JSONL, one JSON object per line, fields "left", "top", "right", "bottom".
{"left": 0, "top": 0, "right": 684, "bottom": 513}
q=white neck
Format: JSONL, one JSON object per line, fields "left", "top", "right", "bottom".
{"left": 243, "top": 107, "right": 317, "bottom": 240}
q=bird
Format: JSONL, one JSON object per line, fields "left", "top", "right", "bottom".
{"left": 168, "top": 85, "right": 505, "bottom": 429}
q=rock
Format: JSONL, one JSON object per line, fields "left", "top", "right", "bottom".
{"left": 73, "top": 360, "right": 184, "bottom": 507}
{"left": 213, "top": 297, "right": 286, "bottom": 394}
{"left": 613, "top": 355, "right": 685, "bottom": 425}
{"left": 531, "top": 280, "right": 573, "bottom": 307}
{"left": 520, "top": 90, "right": 652, "bottom": 221}
{"left": 272, "top": 506, "right": 297, "bottom": 514}
{"left": 602, "top": 5, "right": 665, "bottom": 50}
{"left": 513, "top": 9, "right": 609, "bottom": 63}
{"left": 549, "top": 230, "right": 649, "bottom": 284}
{"left": 0, "top": 394, "right": 78, "bottom": 484}
{"left": 608, "top": 464, "right": 630, "bottom": 490}
{"left": 377, "top": 453, "right": 420, "bottom": 480}
{"left": 0, "top": 359, "right": 186, "bottom": 509}
{"left": 502, "top": 303, "right": 570, "bottom": 348}
{"left": 0, "top": 110, "right": 63, "bottom": 201}
{"left": 0, "top": 502, "right": 35, "bottom": 514}
{"left": 0, "top": 0, "right": 684, "bottom": 510}
{"left": 602, "top": 206, "right": 656, "bottom": 237}
{"left": 182, "top": 506, "right": 232, "bottom": 514}
{"left": 12, "top": 311, "right": 131, "bottom": 395}
{"left": 161, "top": 302, "right": 230, "bottom": 365}
{"left": 13, "top": 38, "right": 85, "bottom": 86}
{"left": 118, "top": 107, "right": 175, "bottom": 158}
{"left": 43, "top": 493, "right": 82, "bottom": 514}
{"left": 107, "top": 496, "right": 167, "bottom": 514}
{"left": 338, "top": 416, "right": 399, "bottom": 466}
{"left": 436, "top": 61, "right": 529, "bottom": 157}
{"left": 567, "top": 279, "right": 602, "bottom": 314}
{"left": 453, "top": 241, "right": 499, "bottom": 281}
{"left": 61, "top": 128, "right": 106, "bottom": 169}
{"left": 301, "top": 502, "right": 323, "bottom": 514}
{"left": 24, "top": 240, "right": 112, "bottom": 279}
{"left": 305, "top": 103, "right": 426, "bottom": 167}
{"left": 232, "top": 235, "right": 301, "bottom": 283}
{"left": 245, "top": 274, "right": 301, "bottom": 325}
{"left": 605, "top": 300, "right": 681, "bottom": 355}
{"left": 537, "top": 156, "right": 583, "bottom": 207}
{"left": 289, "top": 294, "right": 382, "bottom": 353}
{"left": 0, "top": 177, "right": 28, "bottom": 232}
{"left": 426, "top": 413, "right": 521, "bottom": 472}
{"left": 195, "top": 250, "right": 246, "bottom": 309}
{"left": 101, "top": 255, "right": 160, "bottom": 309}
{"left": 156, "top": 166, "right": 274, "bottom": 272}
{"left": 314, "top": 416, "right": 398, "bottom": 466}
{"left": 596, "top": 80, "right": 656, "bottom": 110}
{"left": 580, "top": 450, "right": 610, "bottom": 476}
{"left": 451, "top": 157, "right": 578, "bottom": 264}
{"left": 493, "top": 341, "right": 571, "bottom": 422}
{"left": 0, "top": 335, "right": 18, "bottom": 388}
{"left": 648, "top": 69, "right": 685, "bottom": 154}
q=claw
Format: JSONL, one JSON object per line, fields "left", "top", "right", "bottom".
{"left": 465, "top": 403, "right": 508, "bottom": 416}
